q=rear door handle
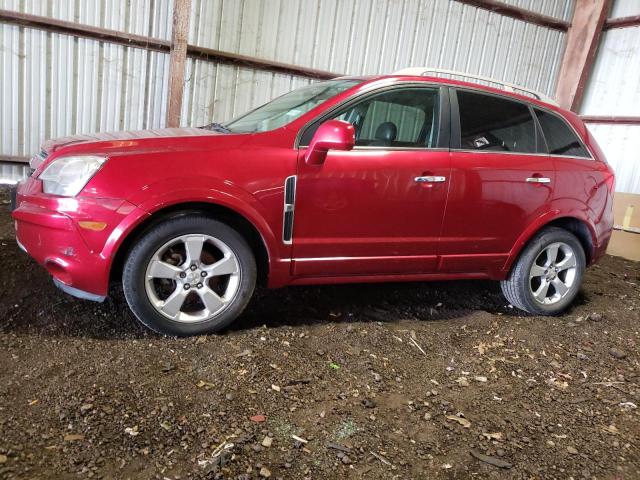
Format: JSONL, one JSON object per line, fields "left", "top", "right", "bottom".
{"left": 526, "top": 177, "right": 551, "bottom": 184}
{"left": 415, "top": 176, "right": 446, "bottom": 183}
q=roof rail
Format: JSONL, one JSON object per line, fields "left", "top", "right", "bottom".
{"left": 393, "top": 67, "right": 558, "bottom": 106}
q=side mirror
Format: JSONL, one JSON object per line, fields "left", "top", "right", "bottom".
{"left": 304, "top": 120, "right": 355, "bottom": 166}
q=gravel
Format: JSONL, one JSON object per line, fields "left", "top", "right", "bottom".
{"left": 1, "top": 187, "right": 639, "bottom": 479}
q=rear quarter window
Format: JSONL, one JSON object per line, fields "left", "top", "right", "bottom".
{"left": 534, "top": 109, "right": 591, "bottom": 158}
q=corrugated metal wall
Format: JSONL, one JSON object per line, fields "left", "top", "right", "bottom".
{"left": 609, "top": 0, "right": 640, "bottom": 17}
{"left": 0, "top": 0, "right": 173, "bottom": 160}
{"left": 184, "top": 0, "right": 573, "bottom": 125}
{"left": 501, "top": 0, "right": 573, "bottom": 20}
{"left": 582, "top": 0, "right": 640, "bottom": 194}
{"left": 1, "top": 0, "right": 573, "bottom": 167}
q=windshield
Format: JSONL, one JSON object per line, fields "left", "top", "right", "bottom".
{"left": 225, "top": 79, "right": 362, "bottom": 133}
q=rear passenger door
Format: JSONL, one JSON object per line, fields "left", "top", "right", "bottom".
{"left": 439, "top": 89, "right": 555, "bottom": 274}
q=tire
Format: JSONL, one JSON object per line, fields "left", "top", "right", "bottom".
{"left": 123, "top": 215, "right": 256, "bottom": 336}
{"left": 501, "top": 227, "right": 586, "bottom": 316}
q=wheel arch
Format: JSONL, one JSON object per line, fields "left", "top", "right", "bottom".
{"left": 505, "top": 214, "right": 596, "bottom": 274}
{"left": 109, "top": 201, "right": 271, "bottom": 287}
{"left": 545, "top": 217, "right": 594, "bottom": 264}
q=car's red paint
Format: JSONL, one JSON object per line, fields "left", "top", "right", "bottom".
{"left": 13, "top": 75, "right": 615, "bottom": 299}
{"left": 294, "top": 148, "right": 451, "bottom": 276}
{"left": 440, "top": 151, "right": 556, "bottom": 277}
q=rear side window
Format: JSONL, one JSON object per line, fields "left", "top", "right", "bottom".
{"left": 456, "top": 90, "right": 537, "bottom": 154}
{"left": 534, "top": 109, "right": 590, "bottom": 158}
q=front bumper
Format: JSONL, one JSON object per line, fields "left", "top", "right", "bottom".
{"left": 12, "top": 177, "right": 139, "bottom": 300}
{"left": 53, "top": 278, "right": 106, "bottom": 302}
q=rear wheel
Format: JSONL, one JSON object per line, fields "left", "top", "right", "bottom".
{"left": 123, "top": 215, "right": 256, "bottom": 336}
{"left": 501, "top": 227, "right": 586, "bottom": 315}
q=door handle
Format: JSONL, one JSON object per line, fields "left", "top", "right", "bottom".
{"left": 415, "top": 176, "right": 446, "bottom": 183}
{"left": 526, "top": 177, "right": 551, "bottom": 184}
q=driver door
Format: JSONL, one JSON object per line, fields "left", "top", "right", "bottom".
{"left": 291, "top": 86, "right": 451, "bottom": 277}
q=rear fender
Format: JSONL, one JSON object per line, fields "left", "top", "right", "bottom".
{"left": 503, "top": 207, "right": 597, "bottom": 274}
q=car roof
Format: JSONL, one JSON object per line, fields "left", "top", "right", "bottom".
{"left": 336, "top": 73, "right": 560, "bottom": 111}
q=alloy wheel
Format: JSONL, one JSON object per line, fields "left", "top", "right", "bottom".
{"left": 144, "top": 234, "right": 241, "bottom": 322}
{"left": 529, "top": 241, "right": 577, "bottom": 305}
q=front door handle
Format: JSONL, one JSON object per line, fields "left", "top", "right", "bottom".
{"left": 526, "top": 177, "right": 551, "bottom": 184}
{"left": 415, "top": 176, "right": 446, "bottom": 183}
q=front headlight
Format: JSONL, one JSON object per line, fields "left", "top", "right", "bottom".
{"left": 39, "top": 155, "right": 107, "bottom": 196}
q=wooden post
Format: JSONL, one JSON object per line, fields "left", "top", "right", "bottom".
{"left": 555, "top": 0, "right": 611, "bottom": 111}
{"left": 166, "top": 0, "right": 191, "bottom": 128}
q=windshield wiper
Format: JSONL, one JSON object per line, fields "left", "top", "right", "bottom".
{"left": 199, "top": 122, "right": 232, "bottom": 133}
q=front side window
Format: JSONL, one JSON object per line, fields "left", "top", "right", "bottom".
{"left": 225, "top": 79, "right": 362, "bottom": 133}
{"left": 301, "top": 87, "right": 440, "bottom": 148}
{"left": 534, "top": 109, "right": 590, "bottom": 158}
{"left": 456, "top": 90, "right": 537, "bottom": 154}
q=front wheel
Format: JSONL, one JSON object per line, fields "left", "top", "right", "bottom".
{"left": 122, "top": 215, "right": 256, "bottom": 336}
{"left": 501, "top": 227, "right": 586, "bottom": 315}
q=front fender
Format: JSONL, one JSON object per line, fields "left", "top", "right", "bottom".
{"left": 135, "top": 177, "right": 274, "bottom": 234}
{"left": 101, "top": 176, "right": 282, "bottom": 283}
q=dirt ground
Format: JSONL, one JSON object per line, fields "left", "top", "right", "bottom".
{"left": 0, "top": 187, "right": 638, "bottom": 480}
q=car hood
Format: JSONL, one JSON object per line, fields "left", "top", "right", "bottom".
{"left": 42, "top": 127, "right": 222, "bottom": 153}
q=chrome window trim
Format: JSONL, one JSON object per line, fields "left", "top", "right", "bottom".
{"left": 454, "top": 149, "right": 549, "bottom": 157}
{"left": 452, "top": 149, "right": 594, "bottom": 161}
{"left": 554, "top": 154, "right": 595, "bottom": 161}
{"left": 351, "top": 146, "right": 449, "bottom": 152}
{"left": 295, "top": 145, "right": 450, "bottom": 155}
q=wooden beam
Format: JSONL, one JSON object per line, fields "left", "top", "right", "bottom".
{"left": 0, "top": 155, "right": 30, "bottom": 164}
{"left": 0, "top": 9, "right": 339, "bottom": 81}
{"left": 0, "top": 9, "right": 171, "bottom": 52}
{"left": 454, "top": 0, "right": 570, "bottom": 31}
{"left": 604, "top": 15, "right": 640, "bottom": 30}
{"left": 0, "top": 2, "right": 578, "bottom": 87}
{"left": 0, "top": 4, "right": 570, "bottom": 84}
{"left": 555, "top": 0, "right": 611, "bottom": 112}
{"left": 166, "top": 0, "right": 191, "bottom": 128}
{"left": 187, "top": 45, "right": 338, "bottom": 80}
{"left": 582, "top": 115, "right": 640, "bottom": 125}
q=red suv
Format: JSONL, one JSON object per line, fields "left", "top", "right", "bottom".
{"left": 12, "top": 70, "right": 614, "bottom": 336}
